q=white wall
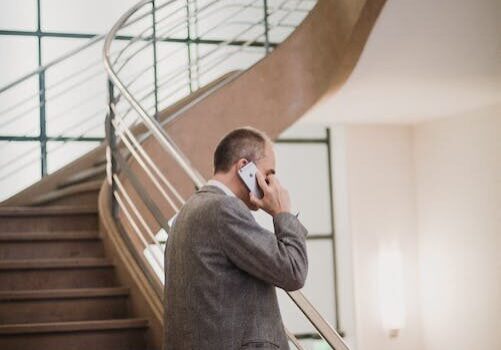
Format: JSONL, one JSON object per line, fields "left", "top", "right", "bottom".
{"left": 413, "top": 106, "right": 501, "bottom": 350}
{"left": 333, "top": 125, "right": 423, "bottom": 350}
{"left": 328, "top": 105, "right": 501, "bottom": 350}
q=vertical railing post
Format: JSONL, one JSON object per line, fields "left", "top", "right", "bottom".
{"left": 151, "top": 0, "right": 160, "bottom": 118}
{"left": 263, "top": 0, "right": 270, "bottom": 54}
{"left": 37, "top": 0, "right": 47, "bottom": 177}
{"left": 106, "top": 79, "right": 118, "bottom": 217}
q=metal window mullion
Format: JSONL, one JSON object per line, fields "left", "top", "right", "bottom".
{"left": 326, "top": 127, "right": 344, "bottom": 338}
{"left": 0, "top": 136, "right": 104, "bottom": 142}
{"left": 185, "top": 0, "right": 194, "bottom": 93}
{"left": 151, "top": 0, "right": 160, "bottom": 117}
{"left": 193, "top": 0, "right": 200, "bottom": 89}
{"left": 263, "top": 0, "right": 270, "bottom": 53}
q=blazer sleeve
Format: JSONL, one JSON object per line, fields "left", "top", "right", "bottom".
{"left": 216, "top": 196, "right": 308, "bottom": 291}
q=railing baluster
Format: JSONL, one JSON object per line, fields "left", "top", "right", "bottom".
{"left": 106, "top": 79, "right": 118, "bottom": 218}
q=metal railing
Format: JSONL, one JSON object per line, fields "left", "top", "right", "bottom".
{"left": 104, "top": 1, "right": 349, "bottom": 349}
{"left": 0, "top": 0, "right": 306, "bottom": 200}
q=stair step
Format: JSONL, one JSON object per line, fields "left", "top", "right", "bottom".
{"left": 0, "top": 206, "right": 98, "bottom": 232}
{"left": 93, "top": 156, "right": 107, "bottom": 167}
{"left": 0, "top": 231, "right": 103, "bottom": 259}
{"left": 0, "top": 258, "right": 116, "bottom": 290}
{"left": 0, "top": 230, "right": 99, "bottom": 241}
{"left": 0, "top": 318, "right": 148, "bottom": 334}
{"left": 0, "top": 258, "right": 112, "bottom": 270}
{"left": 29, "top": 180, "right": 103, "bottom": 206}
{"left": 0, "top": 319, "right": 148, "bottom": 350}
{"left": 0, "top": 287, "right": 129, "bottom": 324}
{"left": 0, "top": 287, "right": 129, "bottom": 300}
{"left": 0, "top": 206, "right": 97, "bottom": 216}
{"left": 58, "top": 164, "right": 106, "bottom": 189}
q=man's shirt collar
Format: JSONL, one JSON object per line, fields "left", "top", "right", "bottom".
{"left": 206, "top": 179, "right": 236, "bottom": 197}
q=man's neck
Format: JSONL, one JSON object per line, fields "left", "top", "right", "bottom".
{"left": 211, "top": 173, "right": 242, "bottom": 199}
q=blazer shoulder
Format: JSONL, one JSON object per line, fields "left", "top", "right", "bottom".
{"left": 217, "top": 195, "right": 249, "bottom": 214}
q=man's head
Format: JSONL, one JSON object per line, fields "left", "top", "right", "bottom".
{"left": 212, "top": 127, "right": 276, "bottom": 210}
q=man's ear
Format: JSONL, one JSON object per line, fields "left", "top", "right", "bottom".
{"left": 236, "top": 158, "right": 248, "bottom": 170}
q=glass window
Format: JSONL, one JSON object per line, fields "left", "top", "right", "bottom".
{"left": 0, "top": 141, "right": 41, "bottom": 201}
{"left": 0, "top": 36, "right": 39, "bottom": 137}
{"left": 276, "top": 241, "right": 337, "bottom": 348}
{"left": 277, "top": 287, "right": 332, "bottom": 350}
{"left": 196, "top": 0, "right": 265, "bottom": 42}
{"left": 156, "top": 41, "right": 190, "bottom": 110}
{"left": 0, "top": 0, "right": 37, "bottom": 31}
{"left": 42, "top": 37, "right": 107, "bottom": 138}
{"left": 195, "top": 43, "right": 265, "bottom": 87}
{"left": 267, "top": 0, "right": 315, "bottom": 43}
{"left": 117, "top": 40, "right": 156, "bottom": 113}
{"left": 279, "top": 123, "right": 328, "bottom": 139}
{"left": 153, "top": 0, "right": 188, "bottom": 40}
{"left": 0, "top": 76, "right": 40, "bottom": 137}
{"left": 253, "top": 143, "right": 332, "bottom": 236}
{"left": 0, "top": 36, "right": 38, "bottom": 87}
{"left": 41, "top": 0, "right": 139, "bottom": 34}
{"left": 47, "top": 141, "right": 100, "bottom": 174}
{"left": 301, "top": 240, "right": 337, "bottom": 324}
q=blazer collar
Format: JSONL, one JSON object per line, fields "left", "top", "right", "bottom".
{"left": 197, "top": 184, "right": 226, "bottom": 196}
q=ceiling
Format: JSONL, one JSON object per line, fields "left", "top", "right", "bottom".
{"left": 304, "top": 0, "right": 500, "bottom": 124}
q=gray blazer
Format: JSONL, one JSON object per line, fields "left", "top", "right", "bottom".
{"left": 163, "top": 184, "right": 308, "bottom": 350}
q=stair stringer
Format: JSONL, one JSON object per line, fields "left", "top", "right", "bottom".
{"left": 98, "top": 181, "right": 163, "bottom": 350}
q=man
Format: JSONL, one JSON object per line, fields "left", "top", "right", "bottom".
{"left": 164, "top": 127, "right": 308, "bottom": 349}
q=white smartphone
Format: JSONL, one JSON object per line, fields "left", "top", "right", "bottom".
{"left": 238, "top": 161, "right": 264, "bottom": 199}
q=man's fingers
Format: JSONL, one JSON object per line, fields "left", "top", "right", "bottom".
{"left": 267, "top": 174, "right": 281, "bottom": 189}
{"left": 249, "top": 192, "right": 264, "bottom": 207}
{"left": 267, "top": 174, "right": 277, "bottom": 186}
{"left": 255, "top": 171, "right": 268, "bottom": 191}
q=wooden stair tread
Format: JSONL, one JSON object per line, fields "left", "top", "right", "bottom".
{"left": 0, "top": 318, "right": 149, "bottom": 334}
{"left": 58, "top": 165, "right": 106, "bottom": 189}
{"left": 93, "top": 156, "right": 107, "bottom": 167}
{"left": 29, "top": 180, "right": 103, "bottom": 206}
{"left": 0, "top": 230, "right": 99, "bottom": 241}
{"left": 0, "top": 206, "right": 97, "bottom": 216}
{"left": 0, "top": 287, "right": 129, "bottom": 301}
{"left": 0, "top": 258, "right": 113, "bottom": 270}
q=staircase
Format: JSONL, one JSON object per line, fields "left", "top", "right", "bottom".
{"left": 0, "top": 190, "right": 151, "bottom": 349}
{"left": 0, "top": 0, "right": 388, "bottom": 349}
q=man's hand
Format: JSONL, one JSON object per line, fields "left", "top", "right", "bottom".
{"left": 249, "top": 171, "right": 291, "bottom": 217}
